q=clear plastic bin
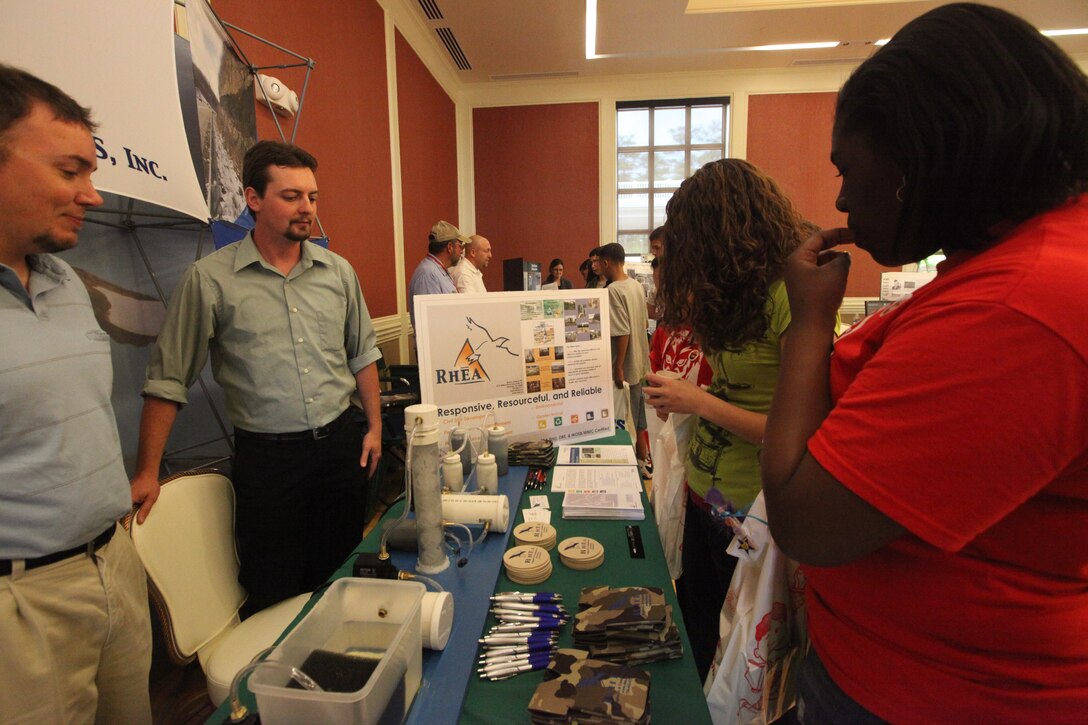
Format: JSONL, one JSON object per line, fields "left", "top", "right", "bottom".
{"left": 250, "top": 578, "right": 425, "bottom": 725}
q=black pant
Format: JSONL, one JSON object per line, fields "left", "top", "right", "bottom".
{"left": 675, "top": 495, "right": 739, "bottom": 683}
{"left": 232, "top": 414, "right": 368, "bottom": 619}
{"left": 796, "top": 648, "right": 887, "bottom": 724}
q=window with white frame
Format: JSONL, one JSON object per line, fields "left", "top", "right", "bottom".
{"left": 616, "top": 97, "right": 730, "bottom": 256}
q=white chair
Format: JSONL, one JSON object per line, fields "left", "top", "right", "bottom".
{"left": 123, "top": 470, "right": 310, "bottom": 706}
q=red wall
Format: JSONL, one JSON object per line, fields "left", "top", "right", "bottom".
{"left": 746, "top": 92, "right": 894, "bottom": 297}
{"left": 473, "top": 103, "right": 600, "bottom": 291}
{"left": 396, "top": 29, "right": 459, "bottom": 284}
{"left": 212, "top": 0, "right": 398, "bottom": 316}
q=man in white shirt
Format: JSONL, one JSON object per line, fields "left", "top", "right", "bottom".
{"left": 453, "top": 233, "right": 492, "bottom": 294}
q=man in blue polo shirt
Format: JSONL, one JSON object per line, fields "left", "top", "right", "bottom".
{"left": 407, "top": 219, "right": 466, "bottom": 328}
{"left": 0, "top": 64, "right": 152, "bottom": 724}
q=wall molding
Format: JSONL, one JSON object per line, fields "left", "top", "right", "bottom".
{"left": 458, "top": 63, "right": 854, "bottom": 109}
{"left": 382, "top": 7, "right": 411, "bottom": 362}
{"left": 373, "top": 313, "right": 407, "bottom": 346}
{"left": 457, "top": 91, "right": 476, "bottom": 234}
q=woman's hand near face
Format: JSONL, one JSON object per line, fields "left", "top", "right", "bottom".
{"left": 786, "top": 228, "right": 853, "bottom": 331}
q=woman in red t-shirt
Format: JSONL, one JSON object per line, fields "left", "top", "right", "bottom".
{"left": 647, "top": 257, "right": 712, "bottom": 389}
{"left": 761, "top": 4, "right": 1088, "bottom": 723}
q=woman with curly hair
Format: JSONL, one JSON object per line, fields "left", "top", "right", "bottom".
{"left": 644, "top": 157, "right": 814, "bottom": 680}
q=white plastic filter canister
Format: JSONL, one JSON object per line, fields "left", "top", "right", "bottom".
{"left": 440, "top": 492, "right": 510, "bottom": 533}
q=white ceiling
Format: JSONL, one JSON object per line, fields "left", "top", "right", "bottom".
{"left": 405, "top": 0, "right": 1088, "bottom": 84}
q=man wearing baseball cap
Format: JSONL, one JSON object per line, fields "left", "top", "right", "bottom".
{"left": 407, "top": 219, "right": 466, "bottom": 328}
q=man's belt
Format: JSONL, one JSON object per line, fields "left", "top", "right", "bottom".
{"left": 233, "top": 408, "right": 353, "bottom": 442}
{"left": 0, "top": 523, "right": 116, "bottom": 577}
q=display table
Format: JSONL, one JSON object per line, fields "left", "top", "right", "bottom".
{"left": 458, "top": 434, "right": 711, "bottom": 725}
{"left": 208, "top": 432, "right": 711, "bottom": 724}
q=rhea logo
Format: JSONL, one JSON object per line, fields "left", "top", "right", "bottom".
{"left": 434, "top": 317, "right": 517, "bottom": 385}
{"left": 435, "top": 339, "right": 487, "bottom": 384}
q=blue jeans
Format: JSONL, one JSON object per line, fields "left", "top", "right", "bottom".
{"left": 628, "top": 382, "right": 648, "bottom": 432}
{"left": 796, "top": 647, "right": 888, "bottom": 724}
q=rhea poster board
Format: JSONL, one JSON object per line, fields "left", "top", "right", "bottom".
{"left": 415, "top": 290, "right": 615, "bottom": 448}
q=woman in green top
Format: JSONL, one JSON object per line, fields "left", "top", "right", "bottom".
{"left": 645, "top": 158, "right": 811, "bottom": 680}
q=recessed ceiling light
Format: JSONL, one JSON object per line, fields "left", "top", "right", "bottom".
{"left": 586, "top": 0, "right": 599, "bottom": 59}
{"left": 745, "top": 41, "right": 840, "bottom": 51}
{"left": 687, "top": 0, "right": 919, "bottom": 11}
{"left": 1041, "top": 28, "right": 1088, "bottom": 37}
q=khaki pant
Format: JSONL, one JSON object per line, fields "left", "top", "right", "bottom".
{"left": 0, "top": 525, "right": 152, "bottom": 725}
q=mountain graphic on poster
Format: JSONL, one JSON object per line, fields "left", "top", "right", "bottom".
{"left": 455, "top": 340, "right": 489, "bottom": 382}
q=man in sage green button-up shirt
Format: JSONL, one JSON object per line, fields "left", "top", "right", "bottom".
{"left": 130, "top": 141, "right": 382, "bottom": 616}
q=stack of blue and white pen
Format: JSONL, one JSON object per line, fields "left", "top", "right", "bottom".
{"left": 477, "top": 591, "right": 568, "bottom": 681}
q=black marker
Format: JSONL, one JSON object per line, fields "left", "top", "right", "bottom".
{"left": 626, "top": 525, "right": 645, "bottom": 558}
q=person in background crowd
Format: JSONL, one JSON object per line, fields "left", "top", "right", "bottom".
{"left": 408, "top": 219, "right": 466, "bottom": 327}
{"left": 647, "top": 226, "right": 665, "bottom": 320}
{"left": 587, "top": 246, "right": 607, "bottom": 288}
{"left": 762, "top": 4, "right": 1088, "bottom": 722}
{"left": 597, "top": 242, "right": 652, "bottom": 477}
{"left": 578, "top": 258, "right": 593, "bottom": 287}
{"left": 649, "top": 225, "right": 665, "bottom": 259}
{"left": 544, "top": 257, "right": 573, "bottom": 289}
{"left": 645, "top": 158, "right": 812, "bottom": 681}
{"left": 453, "top": 233, "right": 492, "bottom": 294}
{"left": 0, "top": 64, "right": 152, "bottom": 724}
{"left": 133, "top": 141, "right": 383, "bottom": 618}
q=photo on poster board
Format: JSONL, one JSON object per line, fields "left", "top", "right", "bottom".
{"left": 183, "top": 0, "right": 257, "bottom": 222}
{"left": 416, "top": 289, "right": 614, "bottom": 451}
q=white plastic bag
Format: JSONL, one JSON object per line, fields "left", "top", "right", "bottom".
{"left": 612, "top": 381, "right": 636, "bottom": 452}
{"left": 644, "top": 397, "right": 665, "bottom": 465}
{"left": 650, "top": 411, "right": 695, "bottom": 580}
{"left": 704, "top": 492, "right": 807, "bottom": 725}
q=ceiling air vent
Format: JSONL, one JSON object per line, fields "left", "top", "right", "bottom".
{"left": 436, "top": 27, "right": 471, "bottom": 70}
{"left": 417, "top": 0, "right": 443, "bottom": 21}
